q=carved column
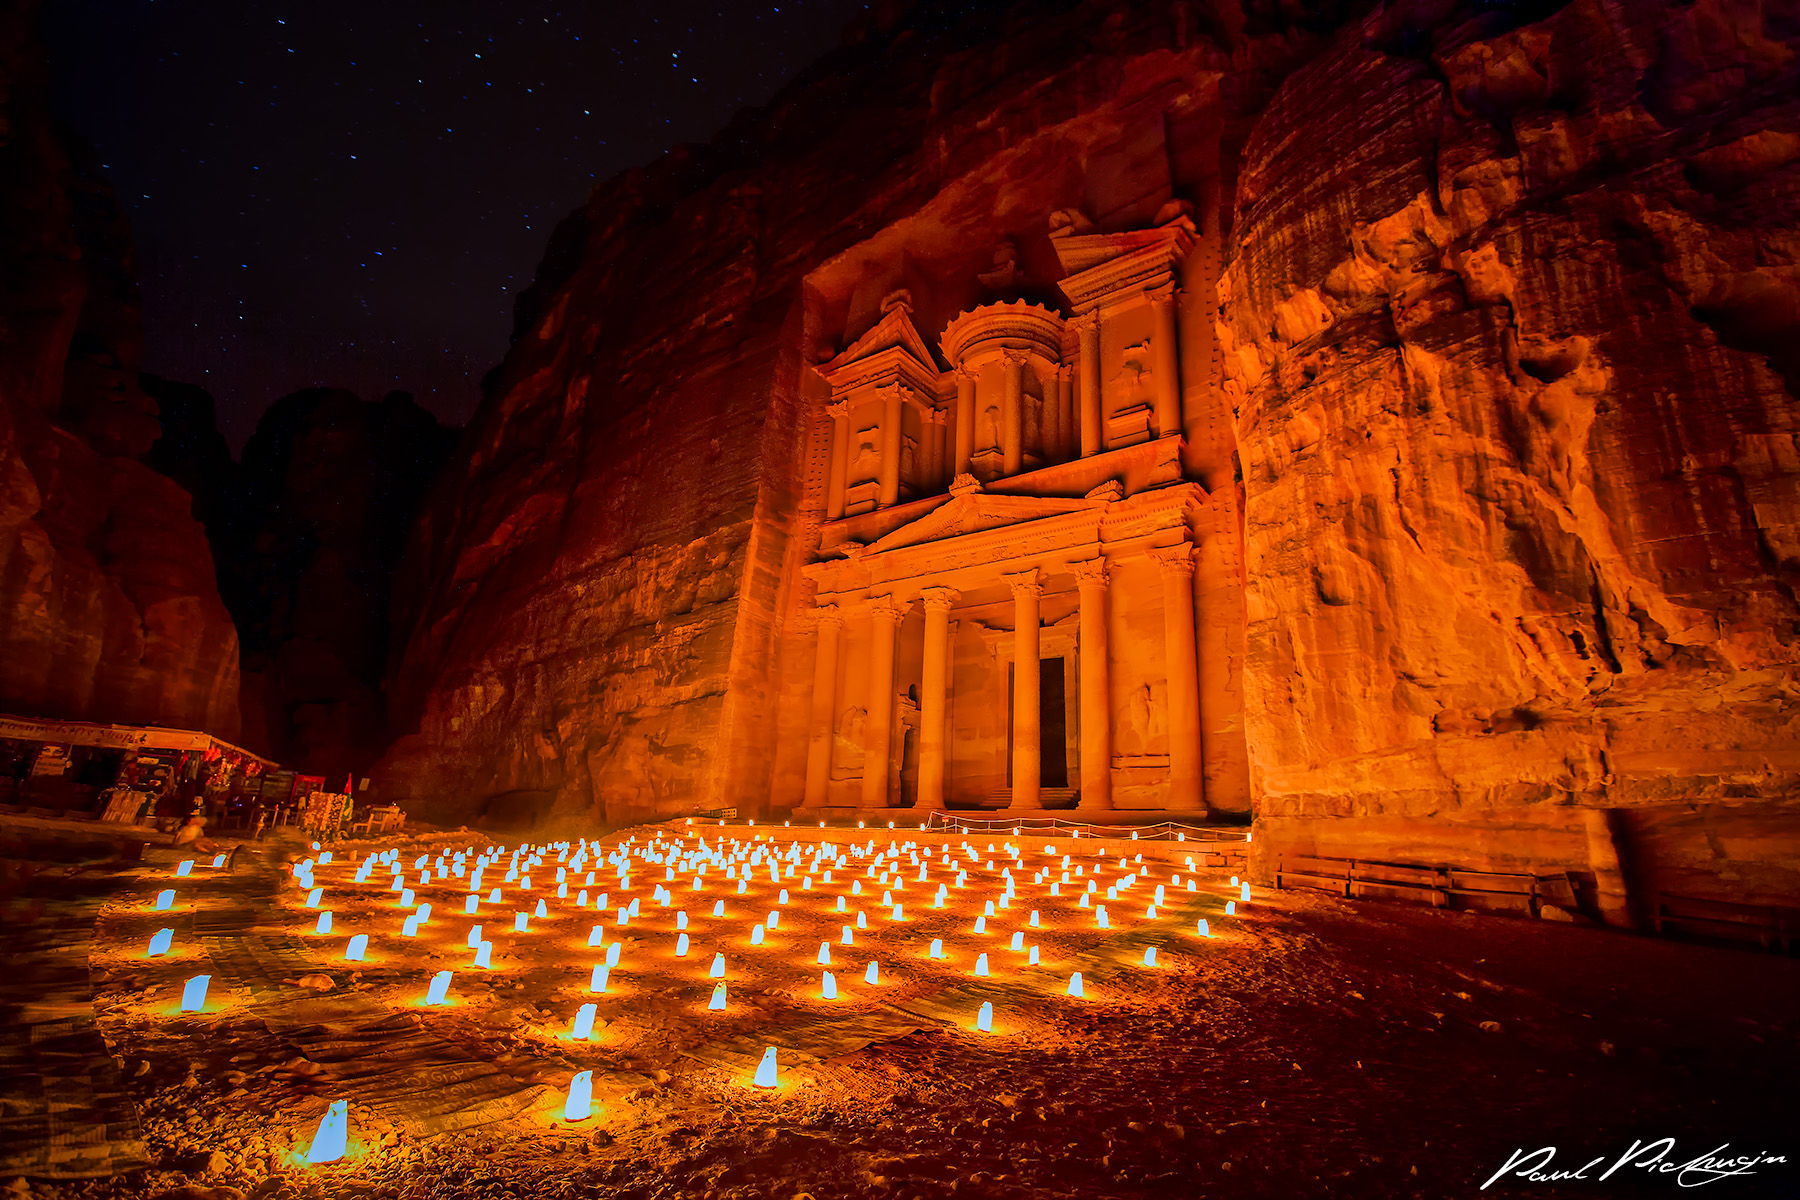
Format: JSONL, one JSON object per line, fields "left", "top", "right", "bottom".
{"left": 1005, "top": 569, "right": 1041, "bottom": 810}
{"left": 1075, "top": 313, "right": 1102, "bottom": 457}
{"left": 1056, "top": 366, "right": 1075, "bottom": 465}
{"left": 826, "top": 400, "right": 850, "bottom": 522}
{"left": 1002, "top": 352, "right": 1025, "bottom": 477}
{"left": 918, "top": 587, "right": 959, "bottom": 810}
{"left": 1152, "top": 544, "right": 1204, "bottom": 812}
{"left": 1072, "top": 559, "right": 1112, "bottom": 811}
{"left": 931, "top": 408, "right": 949, "bottom": 493}
{"left": 861, "top": 595, "right": 906, "bottom": 808}
{"left": 803, "top": 605, "right": 844, "bottom": 807}
{"left": 954, "top": 369, "right": 976, "bottom": 478}
{"left": 1150, "top": 285, "right": 1181, "bottom": 439}
{"left": 879, "top": 386, "right": 903, "bottom": 509}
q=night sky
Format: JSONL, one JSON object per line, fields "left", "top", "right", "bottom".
{"left": 43, "top": 0, "right": 871, "bottom": 450}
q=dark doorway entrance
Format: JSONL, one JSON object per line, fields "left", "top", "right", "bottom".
{"left": 1040, "top": 657, "right": 1068, "bottom": 788}
{"left": 1006, "top": 658, "right": 1070, "bottom": 788}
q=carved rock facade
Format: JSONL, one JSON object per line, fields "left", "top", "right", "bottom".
{"left": 377, "top": 0, "right": 1799, "bottom": 912}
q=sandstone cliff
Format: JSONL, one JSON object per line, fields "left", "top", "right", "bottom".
{"left": 0, "top": 1, "right": 239, "bottom": 735}
{"left": 227, "top": 388, "right": 457, "bottom": 780}
{"left": 1222, "top": 0, "right": 1800, "bottom": 907}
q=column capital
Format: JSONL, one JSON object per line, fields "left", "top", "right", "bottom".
{"left": 1146, "top": 282, "right": 1179, "bottom": 305}
{"left": 954, "top": 363, "right": 980, "bottom": 382}
{"left": 867, "top": 593, "right": 908, "bottom": 623}
{"left": 1069, "top": 310, "right": 1101, "bottom": 334}
{"left": 814, "top": 603, "right": 846, "bottom": 630}
{"left": 1003, "top": 567, "right": 1040, "bottom": 598}
{"left": 1149, "top": 543, "right": 1195, "bottom": 579}
{"left": 1070, "top": 557, "right": 1111, "bottom": 588}
{"left": 920, "top": 586, "right": 961, "bottom": 613}
{"left": 1002, "top": 349, "right": 1031, "bottom": 368}
{"left": 826, "top": 396, "right": 852, "bottom": 419}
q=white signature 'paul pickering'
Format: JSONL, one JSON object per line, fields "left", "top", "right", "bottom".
{"left": 1482, "top": 1139, "right": 1788, "bottom": 1189}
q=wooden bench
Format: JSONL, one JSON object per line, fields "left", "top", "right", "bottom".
{"left": 1653, "top": 892, "right": 1796, "bottom": 953}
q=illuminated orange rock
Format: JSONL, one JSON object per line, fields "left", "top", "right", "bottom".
{"left": 0, "top": 12, "right": 239, "bottom": 735}
{"left": 1224, "top": 0, "right": 1800, "bottom": 912}
{"left": 378, "top": 0, "right": 1797, "bottom": 912}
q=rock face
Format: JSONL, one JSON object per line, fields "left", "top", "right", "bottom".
{"left": 1222, "top": 0, "right": 1800, "bottom": 909}
{"left": 378, "top": 0, "right": 1797, "bottom": 910}
{"left": 0, "top": 1, "right": 239, "bottom": 734}
{"left": 225, "top": 389, "right": 457, "bottom": 780}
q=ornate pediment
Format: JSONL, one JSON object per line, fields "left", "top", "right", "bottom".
{"left": 1053, "top": 206, "right": 1197, "bottom": 316}
{"left": 860, "top": 481, "right": 1101, "bottom": 555}
{"left": 820, "top": 293, "right": 942, "bottom": 393}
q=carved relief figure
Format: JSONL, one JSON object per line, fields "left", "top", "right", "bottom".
{"left": 851, "top": 433, "right": 881, "bottom": 483}
{"left": 978, "top": 402, "right": 1001, "bottom": 452}
{"left": 1117, "top": 680, "right": 1169, "bottom": 755}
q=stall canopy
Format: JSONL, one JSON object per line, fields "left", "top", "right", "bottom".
{"left": 0, "top": 713, "right": 277, "bottom": 768}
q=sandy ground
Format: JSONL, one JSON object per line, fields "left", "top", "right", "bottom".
{"left": 2, "top": 823, "right": 1795, "bottom": 1200}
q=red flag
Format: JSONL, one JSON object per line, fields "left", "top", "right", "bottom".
{"left": 344, "top": 773, "right": 354, "bottom": 795}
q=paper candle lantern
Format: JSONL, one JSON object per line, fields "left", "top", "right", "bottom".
{"left": 709, "top": 982, "right": 727, "bottom": 1010}
{"left": 402, "top": 916, "right": 420, "bottom": 938}
{"left": 840, "top": 925, "right": 854, "bottom": 945}
{"left": 821, "top": 971, "right": 837, "bottom": 1000}
{"left": 1240, "top": 882, "right": 1252, "bottom": 902}
{"left": 976, "top": 1001, "right": 993, "bottom": 1033}
{"left": 426, "top": 970, "right": 452, "bottom": 1005}
{"left": 1143, "top": 946, "right": 1158, "bottom": 966}
{"left": 572, "top": 1003, "right": 596, "bottom": 1039}
{"left": 710, "top": 953, "right": 726, "bottom": 978}
{"left": 465, "top": 896, "right": 479, "bottom": 914}
{"left": 1097, "top": 906, "right": 1110, "bottom": 929}
{"left": 306, "top": 1100, "right": 348, "bottom": 1164}
{"left": 712, "top": 900, "right": 725, "bottom": 918}
{"left": 973, "top": 916, "right": 987, "bottom": 934}
{"left": 605, "top": 942, "right": 622, "bottom": 967}
{"left": 345, "top": 935, "right": 368, "bottom": 962}
{"left": 400, "top": 889, "right": 415, "bottom": 907}
{"left": 488, "top": 888, "right": 502, "bottom": 903}
{"left": 1028, "top": 945, "right": 1040, "bottom": 965}
{"left": 676, "top": 932, "right": 690, "bottom": 957}
{"left": 1068, "top": 972, "right": 1085, "bottom": 997}
{"left": 564, "top": 1071, "right": 593, "bottom": 1121}
{"left": 314, "top": 912, "right": 333, "bottom": 935}
{"left": 676, "top": 911, "right": 688, "bottom": 930}
{"left": 473, "top": 941, "right": 492, "bottom": 968}
{"left": 766, "top": 910, "right": 779, "bottom": 929}
{"left": 1225, "top": 901, "right": 1237, "bottom": 916}
{"left": 513, "top": 912, "right": 529, "bottom": 933}
{"left": 929, "top": 938, "right": 944, "bottom": 959}
{"left": 753, "top": 1047, "right": 778, "bottom": 1087}
{"left": 1197, "top": 918, "right": 1211, "bottom": 937}
{"left": 750, "top": 925, "right": 765, "bottom": 945}
{"left": 589, "top": 965, "right": 610, "bottom": 993}
{"left": 306, "top": 887, "right": 323, "bottom": 907}
{"left": 534, "top": 899, "right": 548, "bottom": 919}
{"left": 148, "top": 928, "right": 173, "bottom": 957}
{"left": 155, "top": 890, "right": 175, "bottom": 911}
{"left": 1009, "top": 931, "right": 1024, "bottom": 951}
{"left": 180, "top": 975, "right": 210, "bottom": 1011}
{"left": 176, "top": 861, "right": 194, "bottom": 877}
{"left": 864, "top": 960, "right": 879, "bottom": 985}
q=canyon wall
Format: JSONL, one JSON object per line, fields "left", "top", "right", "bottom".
{"left": 0, "top": 2, "right": 240, "bottom": 735}
{"left": 1222, "top": 0, "right": 1800, "bottom": 909}
{"left": 377, "top": 0, "right": 1797, "bottom": 907}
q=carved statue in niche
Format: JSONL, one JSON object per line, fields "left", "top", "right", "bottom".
{"left": 851, "top": 432, "right": 881, "bottom": 483}
{"left": 977, "top": 402, "right": 1001, "bottom": 452}
{"left": 901, "top": 434, "right": 918, "bottom": 483}
{"left": 1117, "top": 680, "right": 1169, "bottom": 755}
{"left": 1047, "top": 208, "right": 1095, "bottom": 238}
{"left": 831, "top": 704, "right": 868, "bottom": 779}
